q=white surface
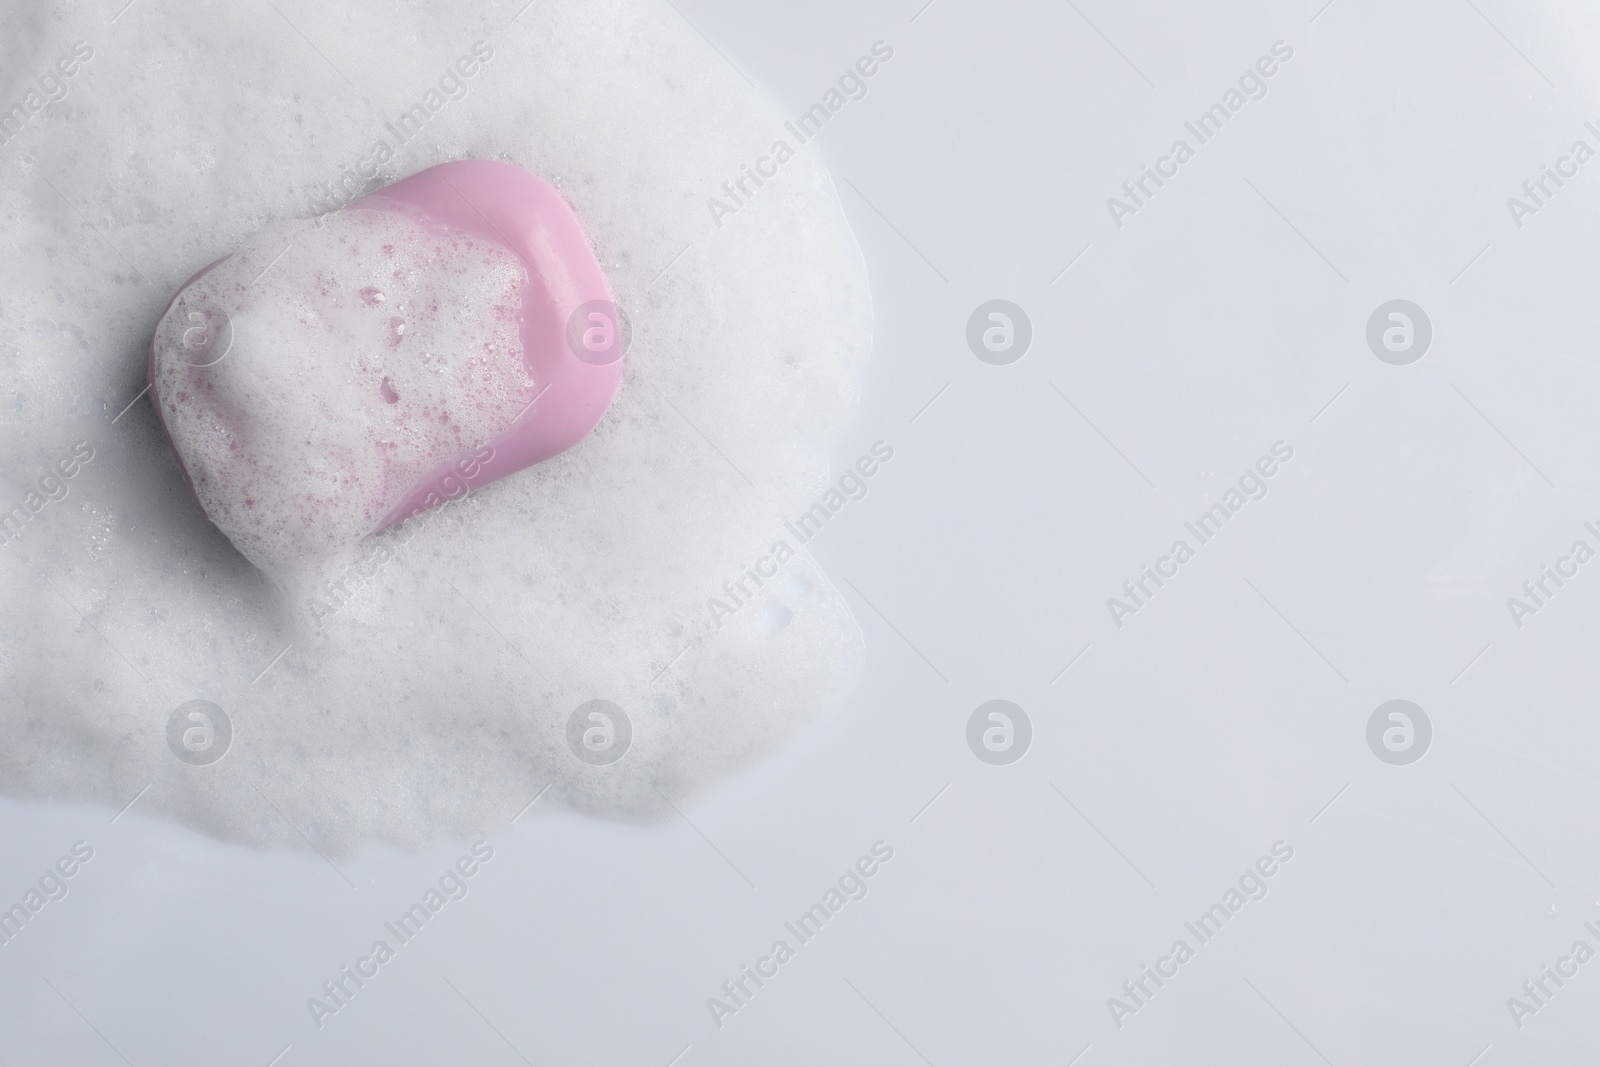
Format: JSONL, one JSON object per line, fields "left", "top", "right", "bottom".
{"left": 6, "top": 0, "right": 1600, "bottom": 1064}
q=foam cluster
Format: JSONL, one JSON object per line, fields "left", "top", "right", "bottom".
{"left": 152, "top": 209, "right": 533, "bottom": 575}
{"left": 0, "top": 0, "right": 873, "bottom": 853}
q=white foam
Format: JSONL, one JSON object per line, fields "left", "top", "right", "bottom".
{"left": 152, "top": 209, "right": 533, "bottom": 575}
{"left": 0, "top": 0, "right": 872, "bottom": 852}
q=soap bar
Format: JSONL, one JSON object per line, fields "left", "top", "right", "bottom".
{"left": 149, "top": 160, "right": 623, "bottom": 574}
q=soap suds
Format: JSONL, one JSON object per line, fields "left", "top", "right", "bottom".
{"left": 153, "top": 208, "right": 533, "bottom": 575}
{"left": 0, "top": 0, "right": 872, "bottom": 853}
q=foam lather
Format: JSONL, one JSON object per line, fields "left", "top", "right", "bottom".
{"left": 150, "top": 160, "right": 625, "bottom": 577}
{"left": 0, "top": 0, "right": 873, "bottom": 854}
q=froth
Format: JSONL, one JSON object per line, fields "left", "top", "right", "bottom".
{"left": 0, "top": 0, "right": 872, "bottom": 854}
{"left": 153, "top": 209, "right": 533, "bottom": 576}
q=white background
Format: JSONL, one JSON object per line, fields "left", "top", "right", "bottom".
{"left": 7, "top": 0, "right": 1600, "bottom": 1064}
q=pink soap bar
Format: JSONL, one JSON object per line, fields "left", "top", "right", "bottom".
{"left": 149, "top": 160, "right": 624, "bottom": 548}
